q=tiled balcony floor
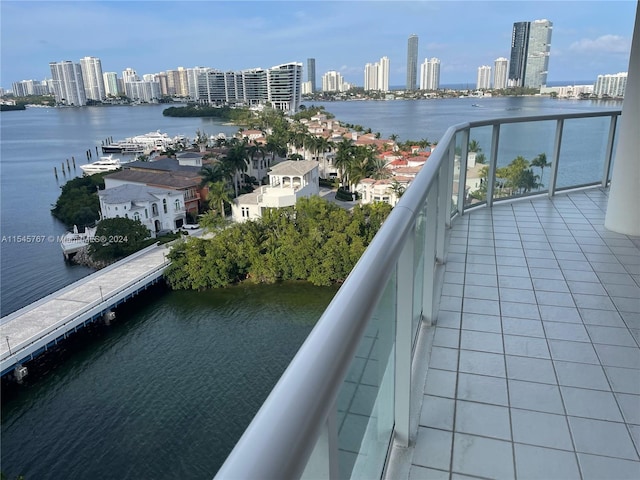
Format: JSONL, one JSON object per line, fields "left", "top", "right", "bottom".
{"left": 411, "top": 188, "right": 640, "bottom": 479}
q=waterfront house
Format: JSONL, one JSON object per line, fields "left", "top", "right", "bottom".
{"left": 103, "top": 156, "right": 206, "bottom": 214}
{"left": 98, "top": 184, "right": 186, "bottom": 235}
{"left": 232, "top": 160, "right": 319, "bottom": 222}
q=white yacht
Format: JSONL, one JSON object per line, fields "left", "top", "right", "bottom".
{"left": 79, "top": 155, "right": 123, "bottom": 175}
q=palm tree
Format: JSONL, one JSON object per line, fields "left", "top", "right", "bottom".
{"left": 223, "top": 138, "right": 250, "bottom": 197}
{"left": 194, "top": 129, "right": 209, "bottom": 153}
{"left": 207, "top": 180, "right": 232, "bottom": 217}
{"left": 199, "top": 163, "right": 229, "bottom": 187}
{"left": 388, "top": 179, "right": 406, "bottom": 200}
{"left": 468, "top": 139, "right": 482, "bottom": 153}
{"left": 531, "top": 152, "right": 550, "bottom": 187}
{"left": 334, "top": 138, "right": 356, "bottom": 187}
{"left": 265, "top": 137, "right": 287, "bottom": 167}
{"left": 520, "top": 169, "right": 541, "bottom": 193}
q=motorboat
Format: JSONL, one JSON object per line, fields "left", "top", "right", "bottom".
{"left": 80, "top": 155, "right": 123, "bottom": 175}
{"left": 102, "top": 130, "right": 186, "bottom": 154}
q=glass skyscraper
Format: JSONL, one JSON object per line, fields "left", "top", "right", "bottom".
{"left": 524, "top": 19, "right": 553, "bottom": 88}
{"left": 307, "top": 58, "right": 316, "bottom": 93}
{"left": 406, "top": 34, "right": 418, "bottom": 91}
{"left": 508, "top": 19, "right": 552, "bottom": 88}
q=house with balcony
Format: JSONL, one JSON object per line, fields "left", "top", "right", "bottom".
{"left": 215, "top": 10, "right": 640, "bottom": 476}
{"left": 103, "top": 156, "right": 206, "bottom": 214}
{"left": 98, "top": 184, "right": 186, "bottom": 235}
{"left": 231, "top": 160, "right": 319, "bottom": 222}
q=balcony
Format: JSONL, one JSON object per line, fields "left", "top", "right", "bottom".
{"left": 215, "top": 106, "right": 638, "bottom": 480}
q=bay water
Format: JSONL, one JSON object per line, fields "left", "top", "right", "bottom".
{"left": 0, "top": 97, "right": 622, "bottom": 478}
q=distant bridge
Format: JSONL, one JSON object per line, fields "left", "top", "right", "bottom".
{"left": 0, "top": 243, "right": 171, "bottom": 379}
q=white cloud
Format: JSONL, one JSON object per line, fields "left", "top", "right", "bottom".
{"left": 569, "top": 35, "right": 630, "bottom": 54}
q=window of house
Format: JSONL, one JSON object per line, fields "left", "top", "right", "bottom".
{"left": 152, "top": 204, "right": 158, "bottom": 215}
{"left": 163, "top": 199, "right": 167, "bottom": 214}
{"left": 175, "top": 199, "right": 181, "bottom": 210}
{"left": 145, "top": 209, "right": 149, "bottom": 219}
{"left": 134, "top": 212, "right": 140, "bottom": 221}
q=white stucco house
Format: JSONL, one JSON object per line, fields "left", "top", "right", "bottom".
{"left": 231, "top": 160, "right": 319, "bottom": 222}
{"left": 98, "top": 184, "right": 186, "bottom": 236}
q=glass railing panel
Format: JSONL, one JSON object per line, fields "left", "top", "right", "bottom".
{"left": 451, "top": 132, "right": 461, "bottom": 215}
{"left": 464, "top": 126, "right": 492, "bottom": 209}
{"left": 412, "top": 205, "right": 427, "bottom": 345}
{"left": 556, "top": 115, "right": 610, "bottom": 190}
{"left": 337, "top": 273, "right": 396, "bottom": 479}
{"left": 493, "top": 121, "right": 555, "bottom": 201}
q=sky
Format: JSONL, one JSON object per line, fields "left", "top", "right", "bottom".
{"left": 0, "top": 0, "right": 637, "bottom": 90}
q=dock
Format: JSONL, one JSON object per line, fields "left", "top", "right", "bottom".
{"left": 0, "top": 243, "right": 172, "bottom": 378}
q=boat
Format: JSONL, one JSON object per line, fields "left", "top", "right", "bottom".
{"left": 80, "top": 155, "right": 123, "bottom": 175}
{"left": 102, "top": 142, "right": 144, "bottom": 154}
{"left": 102, "top": 130, "right": 186, "bottom": 154}
{"left": 60, "top": 225, "right": 97, "bottom": 260}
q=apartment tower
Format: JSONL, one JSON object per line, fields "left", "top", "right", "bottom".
{"left": 493, "top": 57, "right": 509, "bottom": 89}
{"left": 420, "top": 58, "right": 441, "bottom": 90}
{"left": 406, "top": 34, "right": 419, "bottom": 91}
{"left": 508, "top": 19, "right": 553, "bottom": 88}
{"left": 307, "top": 58, "right": 316, "bottom": 93}
{"left": 49, "top": 60, "right": 87, "bottom": 106}
{"left": 524, "top": 19, "right": 553, "bottom": 88}
{"left": 477, "top": 66, "right": 492, "bottom": 90}
{"left": 79, "top": 56, "right": 106, "bottom": 101}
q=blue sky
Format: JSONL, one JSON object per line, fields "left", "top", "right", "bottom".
{"left": 1, "top": 0, "right": 636, "bottom": 89}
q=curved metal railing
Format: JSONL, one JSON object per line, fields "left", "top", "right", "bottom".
{"left": 215, "top": 109, "right": 621, "bottom": 479}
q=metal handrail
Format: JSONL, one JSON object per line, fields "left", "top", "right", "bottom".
{"left": 215, "top": 109, "right": 621, "bottom": 479}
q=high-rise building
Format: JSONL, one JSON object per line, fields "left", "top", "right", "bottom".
{"left": 364, "top": 63, "right": 378, "bottom": 91}
{"left": 508, "top": 22, "right": 530, "bottom": 87}
{"left": 420, "top": 58, "right": 441, "bottom": 90}
{"left": 122, "top": 68, "right": 140, "bottom": 84}
{"left": 364, "top": 57, "right": 389, "bottom": 92}
{"left": 49, "top": 60, "right": 87, "bottom": 106}
{"left": 79, "top": 56, "right": 106, "bottom": 101}
{"left": 493, "top": 57, "right": 508, "bottom": 89}
{"left": 406, "top": 34, "right": 419, "bottom": 91}
{"left": 322, "top": 71, "right": 346, "bottom": 92}
{"left": 267, "top": 62, "right": 303, "bottom": 112}
{"left": 378, "top": 56, "right": 390, "bottom": 92}
{"left": 524, "top": 19, "right": 553, "bottom": 88}
{"left": 198, "top": 62, "right": 302, "bottom": 113}
{"left": 477, "top": 66, "right": 492, "bottom": 90}
{"left": 508, "top": 19, "right": 552, "bottom": 88}
{"left": 594, "top": 72, "right": 628, "bottom": 98}
{"left": 12, "top": 79, "right": 49, "bottom": 96}
{"left": 307, "top": 58, "right": 316, "bottom": 93}
{"left": 186, "top": 67, "right": 211, "bottom": 100}
{"left": 103, "top": 72, "right": 120, "bottom": 97}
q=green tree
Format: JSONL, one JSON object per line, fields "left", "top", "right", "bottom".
{"left": 51, "top": 174, "right": 105, "bottom": 227}
{"left": 334, "top": 138, "right": 356, "bottom": 187}
{"left": 531, "top": 152, "right": 550, "bottom": 187}
{"left": 207, "top": 180, "right": 232, "bottom": 217}
{"left": 223, "top": 138, "right": 250, "bottom": 197}
{"left": 88, "top": 217, "right": 150, "bottom": 262}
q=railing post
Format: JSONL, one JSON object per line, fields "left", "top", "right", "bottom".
{"left": 395, "top": 231, "right": 414, "bottom": 448}
{"left": 602, "top": 114, "right": 618, "bottom": 187}
{"left": 548, "top": 118, "right": 563, "bottom": 197}
{"left": 457, "top": 128, "right": 470, "bottom": 216}
{"left": 301, "top": 408, "right": 338, "bottom": 480}
{"left": 486, "top": 123, "right": 500, "bottom": 207}
{"left": 422, "top": 185, "right": 438, "bottom": 326}
{"left": 437, "top": 157, "right": 450, "bottom": 262}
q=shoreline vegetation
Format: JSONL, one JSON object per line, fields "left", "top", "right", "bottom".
{"left": 165, "top": 197, "right": 391, "bottom": 289}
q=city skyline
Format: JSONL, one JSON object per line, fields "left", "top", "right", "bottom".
{"left": 1, "top": 1, "right": 636, "bottom": 90}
